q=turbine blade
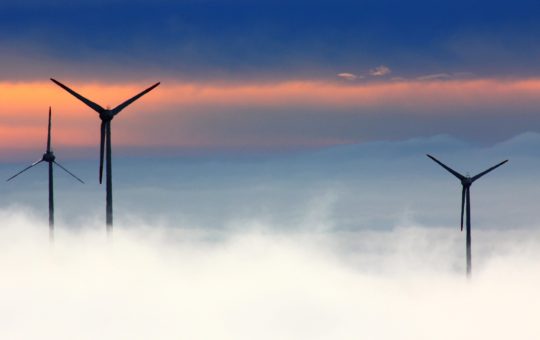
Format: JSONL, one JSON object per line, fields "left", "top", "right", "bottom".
{"left": 6, "top": 160, "right": 43, "bottom": 181}
{"left": 99, "top": 121, "right": 106, "bottom": 184}
{"left": 47, "top": 107, "right": 52, "bottom": 152}
{"left": 54, "top": 161, "right": 84, "bottom": 183}
{"left": 471, "top": 160, "right": 509, "bottom": 182}
{"left": 461, "top": 186, "right": 466, "bottom": 231}
{"left": 111, "top": 82, "right": 160, "bottom": 115}
{"left": 50, "top": 78, "right": 105, "bottom": 114}
{"left": 426, "top": 154, "right": 465, "bottom": 180}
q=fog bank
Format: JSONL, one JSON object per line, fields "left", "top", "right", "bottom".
{"left": 0, "top": 210, "right": 538, "bottom": 340}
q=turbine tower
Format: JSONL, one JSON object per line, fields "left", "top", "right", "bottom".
{"left": 427, "top": 154, "right": 507, "bottom": 278}
{"left": 51, "top": 78, "right": 160, "bottom": 233}
{"left": 7, "top": 107, "right": 84, "bottom": 241}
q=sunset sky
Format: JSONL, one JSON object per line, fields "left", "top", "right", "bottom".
{"left": 2, "top": 0, "right": 540, "bottom": 158}
{"left": 2, "top": 3, "right": 540, "bottom": 338}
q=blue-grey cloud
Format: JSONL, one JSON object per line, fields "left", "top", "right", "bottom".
{"left": 0, "top": 132, "right": 536, "bottom": 231}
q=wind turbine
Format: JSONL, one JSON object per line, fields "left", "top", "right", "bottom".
{"left": 427, "top": 155, "right": 508, "bottom": 278}
{"left": 7, "top": 107, "right": 84, "bottom": 241}
{"left": 51, "top": 78, "right": 160, "bottom": 232}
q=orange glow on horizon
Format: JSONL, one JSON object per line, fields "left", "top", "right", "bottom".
{"left": 1, "top": 77, "right": 540, "bottom": 151}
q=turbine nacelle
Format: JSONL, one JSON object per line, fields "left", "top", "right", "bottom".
{"left": 42, "top": 151, "right": 56, "bottom": 163}
{"left": 99, "top": 110, "right": 115, "bottom": 121}
{"left": 461, "top": 177, "right": 473, "bottom": 186}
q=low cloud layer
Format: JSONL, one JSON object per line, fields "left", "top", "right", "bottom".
{"left": 0, "top": 210, "right": 538, "bottom": 339}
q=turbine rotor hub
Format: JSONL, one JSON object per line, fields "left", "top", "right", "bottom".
{"left": 99, "top": 110, "right": 114, "bottom": 121}
{"left": 43, "top": 151, "right": 55, "bottom": 162}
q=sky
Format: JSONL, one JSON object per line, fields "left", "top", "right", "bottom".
{"left": 2, "top": 2, "right": 540, "bottom": 339}
{"left": 2, "top": 0, "right": 540, "bottom": 155}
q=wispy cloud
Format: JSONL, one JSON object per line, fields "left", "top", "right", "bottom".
{"left": 417, "top": 73, "right": 452, "bottom": 81}
{"left": 416, "top": 72, "right": 475, "bottom": 81}
{"left": 337, "top": 72, "right": 360, "bottom": 81}
{"left": 369, "top": 65, "right": 391, "bottom": 77}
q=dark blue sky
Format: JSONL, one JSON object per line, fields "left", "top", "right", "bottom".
{"left": 2, "top": 0, "right": 540, "bottom": 81}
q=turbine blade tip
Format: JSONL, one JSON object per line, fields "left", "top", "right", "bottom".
{"left": 148, "top": 82, "right": 161, "bottom": 90}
